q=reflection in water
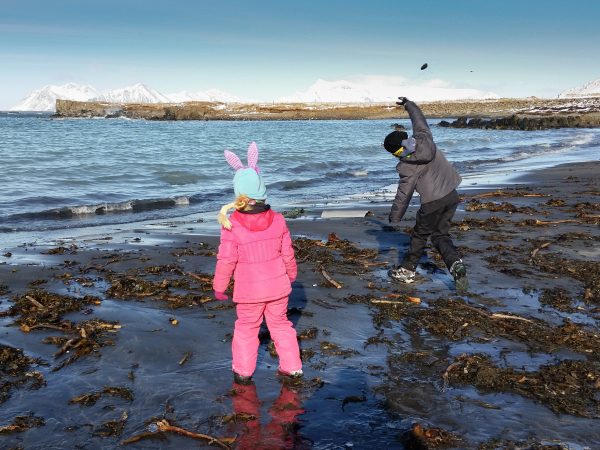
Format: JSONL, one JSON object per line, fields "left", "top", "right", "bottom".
{"left": 230, "top": 381, "right": 307, "bottom": 449}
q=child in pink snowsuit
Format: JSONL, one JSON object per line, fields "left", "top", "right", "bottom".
{"left": 213, "top": 142, "right": 302, "bottom": 384}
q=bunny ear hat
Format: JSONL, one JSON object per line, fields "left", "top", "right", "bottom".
{"left": 224, "top": 141, "right": 267, "bottom": 200}
{"left": 218, "top": 142, "right": 267, "bottom": 230}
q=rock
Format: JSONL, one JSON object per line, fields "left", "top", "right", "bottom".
{"left": 437, "top": 112, "right": 600, "bottom": 130}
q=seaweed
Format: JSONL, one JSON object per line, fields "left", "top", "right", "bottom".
{"left": 0, "top": 345, "right": 45, "bottom": 404}
{"left": 69, "top": 386, "right": 134, "bottom": 406}
{"left": 0, "top": 413, "right": 45, "bottom": 435}
{"left": 444, "top": 354, "right": 600, "bottom": 418}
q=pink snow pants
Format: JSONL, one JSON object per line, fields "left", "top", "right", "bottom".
{"left": 232, "top": 296, "right": 302, "bottom": 377}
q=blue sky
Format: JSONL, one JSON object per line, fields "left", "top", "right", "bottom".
{"left": 1, "top": 0, "right": 599, "bottom": 108}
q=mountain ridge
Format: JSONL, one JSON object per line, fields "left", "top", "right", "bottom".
{"left": 12, "top": 77, "right": 600, "bottom": 111}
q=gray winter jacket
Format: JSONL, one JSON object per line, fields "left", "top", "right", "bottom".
{"left": 389, "top": 101, "right": 462, "bottom": 223}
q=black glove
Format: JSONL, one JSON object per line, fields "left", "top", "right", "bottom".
{"left": 396, "top": 97, "right": 409, "bottom": 106}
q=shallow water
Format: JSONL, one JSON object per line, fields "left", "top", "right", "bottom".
{"left": 1, "top": 112, "right": 599, "bottom": 234}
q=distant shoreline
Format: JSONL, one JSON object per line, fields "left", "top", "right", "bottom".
{"left": 53, "top": 97, "right": 600, "bottom": 129}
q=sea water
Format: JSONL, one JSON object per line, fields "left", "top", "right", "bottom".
{"left": 1, "top": 112, "right": 599, "bottom": 235}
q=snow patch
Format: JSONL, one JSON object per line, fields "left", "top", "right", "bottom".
{"left": 559, "top": 79, "right": 600, "bottom": 98}
{"left": 95, "top": 83, "right": 171, "bottom": 104}
{"left": 275, "top": 76, "right": 499, "bottom": 103}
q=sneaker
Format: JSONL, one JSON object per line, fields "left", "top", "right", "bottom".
{"left": 388, "top": 266, "right": 416, "bottom": 283}
{"left": 450, "top": 260, "right": 469, "bottom": 292}
{"left": 233, "top": 371, "right": 254, "bottom": 385}
{"left": 277, "top": 369, "right": 304, "bottom": 379}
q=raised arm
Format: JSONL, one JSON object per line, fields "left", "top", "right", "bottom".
{"left": 400, "top": 99, "right": 437, "bottom": 163}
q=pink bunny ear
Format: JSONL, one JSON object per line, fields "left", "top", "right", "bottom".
{"left": 224, "top": 150, "right": 244, "bottom": 171}
{"left": 247, "top": 142, "right": 259, "bottom": 170}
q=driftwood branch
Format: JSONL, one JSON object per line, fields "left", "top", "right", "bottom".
{"left": 464, "top": 190, "right": 549, "bottom": 200}
{"left": 530, "top": 241, "right": 551, "bottom": 259}
{"left": 26, "top": 295, "right": 46, "bottom": 309}
{"left": 179, "top": 351, "right": 192, "bottom": 366}
{"left": 320, "top": 268, "right": 342, "bottom": 289}
{"left": 490, "top": 313, "right": 533, "bottom": 323}
{"left": 121, "top": 431, "right": 161, "bottom": 445}
{"left": 27, "top": 323, "right": 77, "bottom": 333}
{"left": 186, "top": 272, "right": 212, "bottom": 283}
{"left": 531, "top": 219, "right": 580, "bottom": 225}
{"left": 157, "top": 420, "right": 233, "bottom": 448}
{"left": 371, "top": 296, "right": 421, "bottom": 305}
{"left": 122, "top": 420, "right": 234, "bottom": 448}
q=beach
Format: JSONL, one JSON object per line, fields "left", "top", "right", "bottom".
{"left": 1, "top": 161, "right": 599, "bottom": 449}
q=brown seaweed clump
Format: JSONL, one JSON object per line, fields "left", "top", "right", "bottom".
{"left": 297, "top": 327, "right": 318, "bottom": 340}
{"left": 400, "top": 422, "right": 463, "bottom": 449}
{"left": 409, "top": 299, "right": 600, "bottom": 359}
{"left": 293, "top": 234, "right": 379, "bottom": 274}
{"left": 319, "top": 341, "right": 359, "bottom": 358}
{"left": 0, "top": 413, "right": 45, "bottom": 435}
{"left": 540, "top": 287, "right": 575, "bottom": 312}
{"left": 534, "top": 254, "right": 600, "bottom": 305}
{"left": 0, "top": 345, "right": 45, "bottom": 404}
{"left": 5, "top": 290, "right": 101, "bottom": 328}
{"left": 445, "top": 354, "right": 600, "bottom": 418}
{"left": 464, "top": 200, "right": 537, "bottom": 215}
{"left": 1, "top": 289, "right": 120, "bottom": 370}
{"left": 46, "top": 319, "right": 121, "bottom": 371}
{"left": 93, "top": 411, "right": 129, "bottom": 437}
{"left": 69, "top": 386, "right": 134, "bottom": 406}
{"left": 455, "top": 217, "right": 507, "bottom": 231}
{"left": 106, "top": 270, "right": 214, "bottom": 308}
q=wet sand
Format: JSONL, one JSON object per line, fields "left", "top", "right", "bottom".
{"left": 1, "top": 161, "right": 599, "bottom": 449}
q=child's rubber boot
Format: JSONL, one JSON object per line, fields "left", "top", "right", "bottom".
{"left": 388, "top": 266, "right": 416, "bottom": 283}
{"left": 277, "top": 369, "right": 303, "bottom": 379}
{"left": 233, "top": 371, "right": 253, "bottom": 385}
{"left": 450, "top": 260, "right": 469, "bottom": 293}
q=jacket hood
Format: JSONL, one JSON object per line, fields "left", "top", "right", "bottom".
{"left": 232, "top": 209, "right": 275, "bottom": 231}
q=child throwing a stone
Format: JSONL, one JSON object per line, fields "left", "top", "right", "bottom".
{"left": 213, "top": 142, "right": 302, "bottom": 384}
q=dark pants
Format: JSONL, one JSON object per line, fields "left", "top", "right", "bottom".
{"left": 401, "top": 190, "right": 460, "bottom": 271}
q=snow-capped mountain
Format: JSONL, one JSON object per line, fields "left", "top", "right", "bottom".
{"left": 275, "top": 77, "right": 498, "bottom": 103}
{"left": 10, "top": 83, "right": 100, "bottom": 111}
{"left": 204, "top": 89, "right": 242, "bottom": 103}
{"left": 10, "top": 83, "right": 242, "bottom": 111}
{"left": 96, "top": 83, "right": 171, "bottom": 104}
{"left": 167, "top": 89, "right": 241, "bottom": 103}
{"left": 166, "top": 90, "right": 211, "bottom": 102}
{"left": 11, "top": 76, "right": 499, "bottom": 111}
{"left": 559, "top": 79, "right": 600, "bottom": 98}
{"left": 277, "top": 79, "right": 380, "bottom": 103}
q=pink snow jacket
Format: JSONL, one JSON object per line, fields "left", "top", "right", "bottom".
{"left": 213, "top": 208, "right": 297, "bottom": 303}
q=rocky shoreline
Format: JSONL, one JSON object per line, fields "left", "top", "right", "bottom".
{"left": 54, "top": 97, "right": 600, "bottom": 130}
{"left": 439, "top": 98, "right": 600, "bottom": 130}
